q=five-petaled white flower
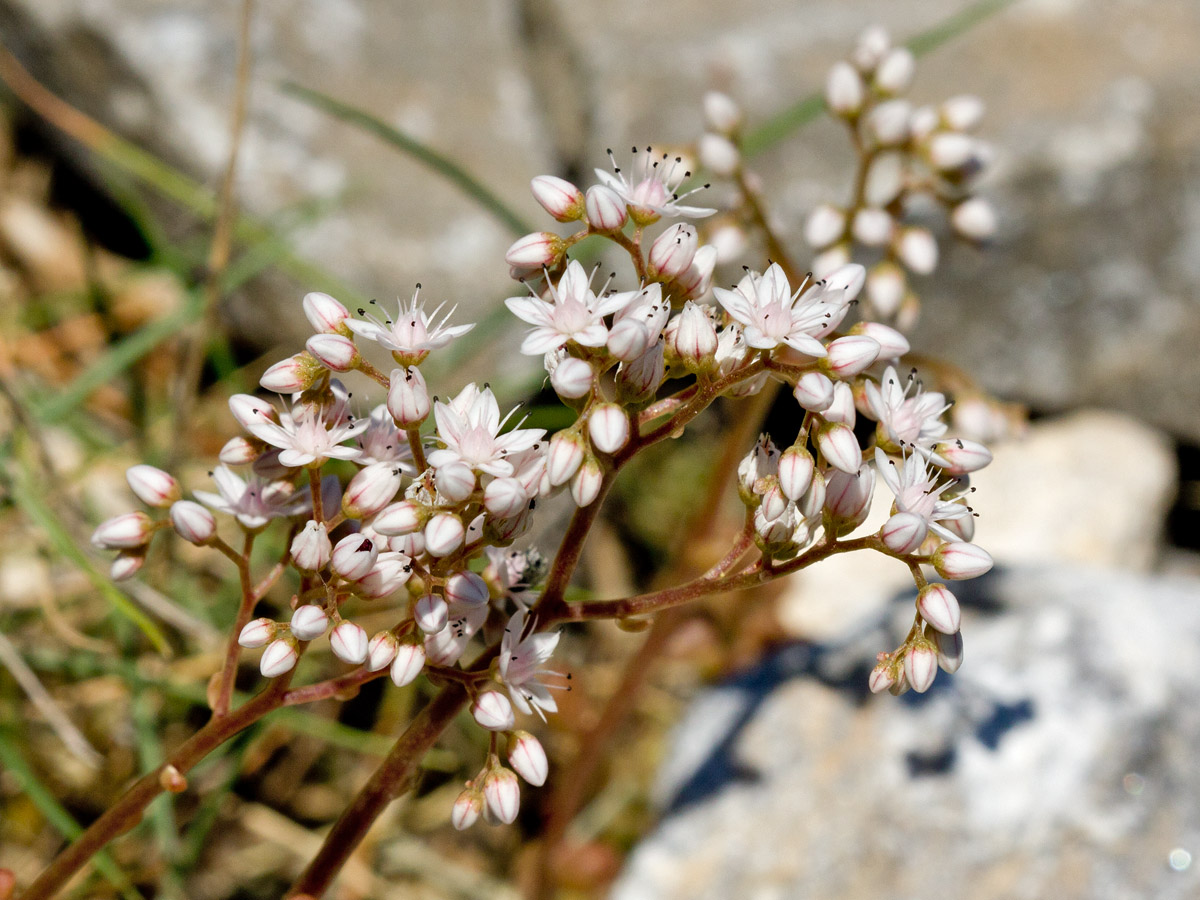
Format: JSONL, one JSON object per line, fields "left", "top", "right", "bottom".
{"left": 427, "top": 385, "right": 545, "bottom": 477}
{"left": 346, "top": 285, "right": 474, "bottom": 366}
{"left": 505, "top": 261, "right": 633, "bottom": 356}
{"left": 596, "top": 146, "right": 717, "bottom": 222}
{"left": 354, "top": 404, "right": 417, "bottom": 470}
{"left": 864, "top": 365, "right": 949, "bottom": 451}
{"left": 245, "top": 393, "right": 368, "bottom": 468}
{"left": 499, "top": 610, "right": 563, "bottom": 719}
{"left": 875, "top": 448, "right": 971, "bottom": 541}
{"left": 193, "top": 466, "right": 310, "bottom": 529}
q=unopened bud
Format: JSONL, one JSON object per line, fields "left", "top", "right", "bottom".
{"left": 331, "top": 534, "right": 379, "bottom": 581}
{"left": 816, "top": 422, "right": 862, "bottom": 474}
{"left": 932, "top": 541, "right": 993, "bottom": 580}
{"left": 424, "top": 512, "right": 465, "bottom": 557}
{"left": 374, "top": 500, "right": 424, "bottom": 536}
{"left": 866, "top": 260, "right": 907, "bottom": 317}
{"left": 343, "top": 462, "right": 404, "bottom": 519}
{"left": 387, "top": 366, "right": 430, "bottom": 427}
{"left": 951, "top": 197, "right": 997, "bottom": 242}
{"left": 896, "top": 227, "right": 938, "bottom": 275}
{"left": 219, "top": 436, "right": 259, "bottom": 466}
{"left": 850, "top": 321, "right": 910, "bottom": 359}
{"left": 445, "top": 570, "right": 490, "bottom": 606}
{"left": 821, "top": 335, "right": 880, "bottom": 379}
{"left": 482, "top": 767, "right": 521, "bottom": 824}
{"left": 585, "top": 184, "right": 628, "bottom": 233}
{"left": 927, "top": 131, "right": 975, "bottom": 172}
{"left": 126, "top": 465, "right": 180, "bottom": 508}
{"left": 451, "top": 788, "right": 484, "bottom": 830}
{"left": 435, "top": 461, "right": 477, "bottom": 503}
{"left": 356, "top": 552, "right": 414, "bottom": 599}
{"left": 933, "top": 627, "right": 964, "bottom": 673}
{"left": 778, "top": 445, "right": 815, "bottom": 501}
{"left": 941, "top": 95, "right": 985, "bottom": 132}
{"left": 667, "top": 301, "right": 719, "bottom": 371}
{"left": 505, "top": 231, "right": 565, "bottom": 268}
{"left": 616, "top": 343, "right": 665, "bottom": 404}
{"left": 647, "top": 223, "right": 698, "bottom": 281}
{"left": 484, "top": 477, "right": 529, "bottom": 519}
{"left": 111, "top": 550, "right": 147, "bottom": 581}
{"left": 259, "top": 638, "right": 299, "bottom": 678}
{"left": 698, "top": 133, "right": 739, "bottom": 177}
{"left": 606, "top": 317, "right": 654, "bottom": 362}
{"left": 866, "top": 99, "right": 911, "bottom": 147}
{"left": 530, "top": 175, "right": 585, "bottom": 222}
{"left": 852, "top": 207, "right": 893, "bottom": 247}
{"left": 329, "top": 620, "right": 369, "bottom": 664}
{"left": 390, "top": 641, "right": 426, "bottom": 686}
{"left": 918, "top": 583, "right": 961, "bottom": 635}
{"left": 472, "top": 690, "right": 516, "bottom": 731}
{"left": 238, "top": 617, "right": 275, "bottom": 649}
{"left": 303, "top": 291, "right": 351, "bottom": 335}
{"left": 414, "top": 593, "right": 449, "bottom": 635}
{"left": 570, "top": 457, "right": 605, "bottom": 507}
{"left": 290, "top": 605, "right": 329, "bottom": 642}
{"left": 259, "top": 352, "right": 320, "bottom": 393}
{"left": 793, "top": 372, "right": 835, "bottom": 412}
{"left": 366, "top": 631, "right": 401, "bottom": 671}
{"left": 305, "top": 333, "right": 359, "bottom": 372}
{"left": 826, "top": 61, "right": 865, "bottom": 116}
{"left": 507, "top": 731, "right": 549, "bottom": 786}
{"left": 804, "top": 204, "right": 846, "bottom": 250}
{"left": 550, "top": 356, "right": 594, "bottom": 399}
{"left": 903, "top": 640, "right": 939, "bottom": 693}
{"left": 588, "top": 404, "right": 629, "bottom": 455}
{"left": 853, "top": 25, "right": 891, "bottom": 71}
{"left": 703, "top": 91, "right": 742, "bottom": 134}
{"left": 881, "top": 511, "right": 928, "bottom": 555}
{"left": 170, "top": 501, "right": 216, "bottom": 545}
{"left": 677, "top": 244, "right": 717, "bottom": 299}
{"left": 874, "top": 47, "right": 914, "bottom": 94}
{"left": 930, "top": 438, "right": 992, "bottom": 475}
{"left": 868, "top": 657, "right": 896, "bottom": 693}
{"left": 92, "top": 511, "right": 156, "bottom": 550}
{"left": 824, "top": 465, "right": 875, "bottom": 527}
{"left": 547, "top": 431, "right": 586, "bottom": 486}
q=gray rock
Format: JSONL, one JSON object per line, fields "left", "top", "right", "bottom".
{"left": 613, "top": 565, "right": 1200, "bottom": 900}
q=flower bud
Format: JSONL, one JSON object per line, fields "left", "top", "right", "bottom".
{"left": 864, "top": 151, "right": 904, "bottom": 207}
{"left": 868, "top": 658, "right": 896, "bottom": 694}
{"left": 414, "top": 593, "right": 449, "bottom": 635}
{"left": 821, "top": 335, "right": 880, "bottom": 379}
{"left": 126, "top": 465, "right": 180, "bottom": 508}
{"left": 259, "top": 352, "right": 320, "bottom": 393}
{"left": 793, "top": 372, "right": 834, "bottom": 412}
{"left": 170, "top": 501, "right": 216, "bottom": 545}
{"left": 111, "top": 550, "right": 146, "bottom": 581}
{"left": 816, "top": 422, "right": 862, "bottom": 474}
{"left": 853, "top": 24, "right": 891, "bottom": 71}
{"left": 778, "top": 445, "right": 815, "bottom": 501}
{"left": 452, "top": 788, "right": 484, "bottom": 830}
{"left": 570, "top": 457, "right": 604, "bottom": 507}
{"left": 850, "top": 321, "right": 910, "bottom": 360}
{"left": 918, "top": 583, "right": 961, "bottom": 635}
{"left": 798, "top": 470, "right": 826, "bottom": 521}
{"left": 616, "top": 342, "right": 665, "bottom": 404}
{"left": 930, "top": 438, "right": 992, "bottom": 475}
{"left": 356, "top": 552, "right": 414, "bottom": 599}
{"left": 606, "top": 317, "right": 654, "bottom": 362}
{"left": 951, "top": 197, "right": 997, "bottom": 242}
{"left": 530, "top": 175, "right": 585, "bottom": 222}
{"left": 387, "top": 366, "right": 430, "bottom": 427}
{"left": 825, "top": 61, "right": 865, "bottom": 116}
{"left": 484, "top": 477, "right": 529, "bottom": 519}
{"left": 303, "top": 291, "right": 351, "bottom": 334}
{"left": 219, "top": 436, "right": 260, "bottom": 466}
{"left": 289, "top": 604, "right": 328, "bottom": 642}
{"left": 366, "top": 631, "right": 400, "bottom": 672}
{"left": 881, "top": 511, "right": 928, "bottom": 555}
{"left": 760, "top": 482, "right": 789, "bottom": 521}
{"left": 927, "top": 131, "right": 974, "bottom": 172}
{"left": 305, "top": 333, "right": 359, "bottom": 372}
{"left": 390, "top": 641, "right": 426, "bottom": 686}
{"left": 505, "top": 231, "right": 565, "bottom": 268}
{"left": 677, "top": 244, "right": 717, "bottom": 299}
{"left": 329, "top": 620, "right": 369, "bottom": 664}
{"left": 331, "top": 534, "right": 379, "bottom": 581}
{"left": 424, "top": 513, "right": 465, "bottom": 557}
{"left": 482, "top": 767, "right": 521, "bottom": 825}
{"left": 823, "top": 262, "right": 867, "bottom": 302}
{"left": 92, "top": 511, "right": 156, "bottom": 550}
{"left": 547, "top": 431, "right": 586, "bottom": 486}
{"left": 435, "top": 461, "right": 477, "bottom": 503}
{"left": 588, "top": 404, "right": 629, "bottom": 455}
{"left": 647, "top": 223, "right": 698, "bottom": 281}
{"left": 866, "top": 260, "right": 906, "bottom": 317}
{"left": 472, "top": 691, "right": 516, "bottom": 731}
{"left": 259, "top": 638, "right": 299, "bottom": 678}
{"left": 238, "top": 617, "right": 275, "bottom": 649}
{"left": 934, "top": 627, "right": 964, "bottom": 673}
{"left": 932, "top": 541, "right": 993, "bottom": 580}
{"left": 373, "top": 500, "right": 423, "bottom": 536}
{"left": 804, "top": 204, "right": 846, "bottom": 250}
{"left": 343, "top": 462, "right": 404, "bottom": 519}
{"left": 825, "top": 465, "right": 875, "bottom": 526}
{"left": 874, "top": 47, "right": 914, "bottom": 94}
{"left": 941, "top": 95, "right": 985, "bottom": 132}
{"left": 697, "top": 133, "right": 740, "bottom": 177}
{"left": 585, "top": 184, "right": 628, "bottom": 233}
{"left": 445, "top": 571, "right": 490, "bottom": 607}
{"left": 896, "top": 227, "right": 938, "bottom": 275}
{"left": 550, "top": 356, "right": 594, "bottom": 399}
{"left": 703, "top": 91, "right": 742, "bottom": 134}
{"left": 508, "top": 731, "right": 549, "bottom": 786}
{"left": 866, "top": 99, "right": 911, "bottom": 147}
{"left": 852, "top": 207, "right": 893, "bottom": 247}
{"left": 903, "top": 641, "right": 939, "bottom": 693}
{"left": 667, "top": 301, "right": 719, "bottom": 371}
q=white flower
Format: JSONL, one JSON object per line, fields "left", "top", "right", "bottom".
{"left": 875, "top": 448, "right": 971, "bottom": 542}
{"left": 426, "top": 385, "right": 545, "bottom": 478}
{"left": 499, "top": 610, "right": 563, "bottom": 719}
{"left": 345, "top": 285, "right": 474, "bottom": 365}
{"left": 193, "top": 466, "right": 309, "bottom": 529}
{"left": 864, "top": 365, "right": 949, "bottom": 451}
{"left": 484, "top": 546, "right": 546, "bottom": 610}
{"left": 595, "top": 146, "right": 716, "bottom": 222}
{"left": 245, "top": 398, "right": 368, "bottom": 468}
{"left": 505, "top": 261, "right": 633, "bottom": 356}
{"left": 354, "top": 404, "right": 416, "bottom": 470}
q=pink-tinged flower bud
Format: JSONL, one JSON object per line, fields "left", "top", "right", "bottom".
{"left": 798, "top": 470, "right": 827, "bottom": 521}
{"left": 303, "top": 291, "right": 351, "bottom": 335}
{"left": 703, "top": 91, "right": 742, "bottom": 135}
{"left": 874, "top": 47, "right": 914, "bottom": 94}
{"left": 941, "top": 508, "right": 975, "bottom": 543}
{"left": 667, "top": 301, "right": 719, "bottom": 371}
{"left": 547, "top": 431, "right": 586, "bottom": 486}
{"left": 423, "top": 512, "right": 465, "bottom": 558}
{"left": 647, "top": 223, "right": 699, "bottom": 281}
{"left": 804, "top": 204, "right": 845, "bottom": 250}
{"left": 866, "top": 260, "right": 906, "bottom": 317}
{"left": 508, "top": 731, "right": 549, "bottom": 786}
{"left": 550, "top": 356, "right": 594, "bottom": 399}
{"left": 387, "top": 365, "right": 430, "bottom": 427}
{"left": 487, "top": 507, "right": 534, "bottom": 543}
{"left": 850, "top": 321, "right": 910, "bottom": 360}
{"left": 219, "top": 436, "right": 259, "bottom": 466}
{"left": 677, "top": 244, "right": 717, "bottom": 299}
{"left": 918, "top": 583, "right": 961, "bottom": 635}
{"left": 259, "top": 638, "right": 299, "bottom": 678}
{"left": 793, "top": 372, "right": 835, "bottom": 412}
{"left": 585, "top": 184, "right": 628, "bottom": 233}
{"left": 238, "top": 617, "right": 275, "bottom": 649}
{"left": 414, "top": 593, "right": 449, "bottom": 635}
{"left": 896, "top": 227, "right": 938, "bottom": 275}
{"left": 866, "top": 99, "right": 911, "bottom": 146}
{"left": 932, "top": 541, "right": 993, "bottom": 580}
{"left": 588, "top": 404, "right": 629, "bottom": 455}
{"left": 824, "top": 262, "right": 867, "bottom": 302}
{"left": 228, "top": 393, "right": 275, "bottom": 429}
{"left": 111, "top": 550, "right": 146, "bottom": 581}
{"left": 259, "top": 352, "right": 320, "bottom": 393}
{"left": 343, "top": 463, "right": 404, "bottom": 519}
{"left": 472, "top": 691, "right": 515, "bottom": 731}
{"left": 482, "top": 767, "right": 521, "bottom": 825}
{"left": 822, "top": 335, "right": 880, "bottom": 379}
{"left": 331, "top": 534, "right": 379, "bottom": 581}
{"left": 889, "top": 672, "right": 911, "bottom": 696}
{"left": 505, "top": 231, "right": 565, "bottom": 268}
{"left": 570, "top": 457, "right": 604, "bottom": 507}
{"left": 366, "top": 631, "right": 401, "bottom": 671}
{"left": 760, "top": 482, "right": 788, "bottom": 521}
{"left": 356, "top": 553, "right": 414, "bottom": 599}
{"left": 927, "top": 131, "right": 974, "bottom": 172}
{"left": 435, "top": 461, "right": 477, "bottom": 503}
{"left": 530, "top": 174, "right": 585, "bottom": 222}
{"left": 816, "top": 422, "right": 862, "bottom": 475}
{"left": 778, "top": 445, "right": 815, "bottom": 501}
{"left": 305, "top": 333, "right": 358, "bottom": 372}
{"left": 374, "top": 500, "right": 424, "bottom": 536}
{"left": 329, "top": 620, "right": 368, "bottom": 664}
{"left": 826, "top": 61, "right": 865, "bottom": 116}
{"left": 853, "top": 24, "right": 891, "bottom": 71}
{"left": 289, "top": 521, "right": 331, "bottom": 572}
{"left": 289, "top": 604, "right": 328, "bottom": 642}
{"left": 606, "top": 317, "right": 653, "bottom": 362}
{"left": 909, "top": 104, "right": 939, "bottom": 140}
{"left": 933, "top": 627, "right": 964, "bottom": 673}
{"left": 865, "top": 151, "right": 904, "bottom": 207}
{"left": 445, "top": 571, "right": 490, "bottom": 607}
{"left": 825, "top": 465, "right": 875, "bottom": 525}
{"left": 390, "top": 641, "right": 426, "bottom": 686}
{"left": 941, "top": 94, "right": 985, "bottom": 132}
{"left": 903, "top": 641, "right": 939, "bottom": 693}
{"left": 452, "top": 788, "right": 484, "bottom": 830}
{"left": 170, "top": 501, "right": 216, "bottom": 545}
{"left": 616, "top": 342, "right": 665, "bottom": 404}
{"left": 881, "top": 511, "right": 928, "bottom": 555}
{"left": 698, "top": 133, "right": 740, "bottom": 177}
{"left": 930, "top": 438, "right": 992, "bottom": 475}
{"left": 753, "top": 504, "right": 796, "bottom": 547}
{"left": 92, "top": 511, "right": 156, "bottom": 550}
{"left": 126, "top": 465, "right": 180, "bottom": 508}
{"left": 851, "top": 207, "right": 893, "bottom": 247}
{"left": 868, "top": 657, "right": 896, "bottom": 693}
{"left": 484, "top": 477, "right": 529, "bottom": 519}
{"left": 825, "top": 380, "right": 857, "bottom": 426}
{"left": 951, "top": 197, "right": 997, "bottom": 242}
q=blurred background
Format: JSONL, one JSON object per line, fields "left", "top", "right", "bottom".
{"left": 1, "top": 0, "right": 1199, "bottom": 898}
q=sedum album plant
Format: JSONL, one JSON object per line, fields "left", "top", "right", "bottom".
{"left": 26, "top": 25, "right": 1005, "bottom": 900}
